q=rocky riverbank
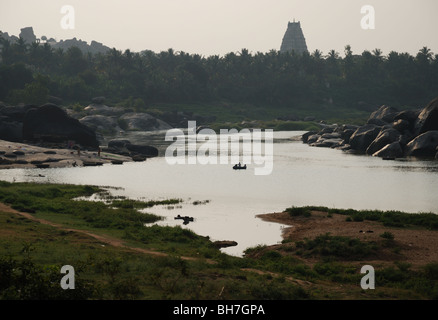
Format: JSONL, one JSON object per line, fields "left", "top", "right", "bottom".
{"left": 0, "top": 100, "right": 164, "bottom": 166}
{"left": 302, "top": 97, "right": 438, "bottom": 160}
{"left": 0, "top": 139, "right": 133, "bottom": 169}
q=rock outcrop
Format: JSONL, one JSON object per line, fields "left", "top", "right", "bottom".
{"left": 414, "top": 97, "right": 438, "bottom": 135}
{"left": 404, "top": 131, "right": 438, "bottom": 158}
{"left": 119, "top": 112, "right": 172, "bottom": 131}
{"left": 19, "top": 27, "right": 36, "bottom": 44}
{"left": 1, "top": 27, "right": 110, "bottom": 55}
{"left": 104, "top": 139, "right": 159, "bottom": 159}
{"left": 302, "top": 97, "right": 438, "bottom": 160}
{"left": 0, "top": 104, "right": 36, "bottom": 142}
{"left": 23, "top": 104, "right": 99, "bottom": 149}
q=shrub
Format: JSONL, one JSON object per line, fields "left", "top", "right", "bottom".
{"left": 286, "top": 207, "right": 311, "bottom": 217}
{"left": 380, "top": 232, "right": 395, "bottom": 240}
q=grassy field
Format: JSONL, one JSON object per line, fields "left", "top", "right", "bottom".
{"left": 0, "top": 181, "right": 437, "bottom": 300}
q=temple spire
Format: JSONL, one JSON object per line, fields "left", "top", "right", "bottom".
{"left": 280, "top": 20, "right": 308, "bottom": 54}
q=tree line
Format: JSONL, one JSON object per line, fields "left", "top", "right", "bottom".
{"left": 1, "top": 36, "right": 438, "bottom": 116}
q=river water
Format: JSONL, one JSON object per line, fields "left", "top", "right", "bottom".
{"left": 1, "top": 131, "right": 437, "bottom": 256}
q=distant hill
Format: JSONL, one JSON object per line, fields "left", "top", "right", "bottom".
{"left": 0, "top": 26, "right": 110, "bottom": 55}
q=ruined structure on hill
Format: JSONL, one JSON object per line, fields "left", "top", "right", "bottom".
{"left": 280, "top": 20, "right": 308, "bottom": 54}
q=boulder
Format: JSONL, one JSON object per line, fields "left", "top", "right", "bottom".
{"left": 119, "top": 112, "right": 172, "bottom": 131}
{"left": 372, "top": 142, "right": 403, "bottom": 159}
{"left": 306, "top": 134, "right": 320, "bottom": 144}
{"left": 0, "top": 157, "right": 14, "bottom": 165}
{"left": 367, "top": 105, "right": 399, "bottom": 124}
{"left": 0, "top": 105, "right": 37, "bottom": 122}
{"left": 393, "top": 109, "right": 420, "bottom": 124}
{"left": 22, "top": 104, "right": 99, "bottom": 149}
{"left": 311, "top": 138, "right": 343, "bottom": 148}
{"left": 340, "top": 129, "right": 356, "bottom": 144}
{"left": 108, "top": 139, "right": 131, "bottom": 150}
{"left": 366, "top": 128, "right": 401, "bottom": 155}
{"left": 349, "top": 124, "right": 381, "bottom": 153}
{"left": 414, "top": 97, "right": 438, "bottom": 135}
{"left": 321, "top": 132, "right": 341, "bottom": 139}
{"left": 83, "top": 104, "right": 125, "bottom": 116}
{"left": 131, "top": 155, "right": 147, "bottom": 162}
{"left": 79, "top": 115, "right": 119, "bottom": 134}
{"left": 392, "top": 119, "right": 411, "bottom": 132}
{"left": 301, "top": 131, "right": 317, "bottom": 143}
{"left": 0, "top": 120, "right": 23, "bottom": 142}
{"left": 404, "top": 131, "right": 438, "bottom": 158}
{"left": 126, "top": 144, "right": 159, "bottom": 157}
{"left": 19, "top": 27, "right": 36, "bottom": 44}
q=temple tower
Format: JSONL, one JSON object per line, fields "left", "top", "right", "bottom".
{"left": 280, "top": 20, "right": 308, "bottom": 54}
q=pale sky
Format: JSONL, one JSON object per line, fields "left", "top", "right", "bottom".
{"left": 1, "top": 0, "right": 437, "bottom": 57}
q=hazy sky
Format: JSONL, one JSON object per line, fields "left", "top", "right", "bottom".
{"left": 1, "top": 0, "right": 437, "bottom": 57}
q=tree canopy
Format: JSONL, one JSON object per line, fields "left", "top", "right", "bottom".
{"left": 1, "top": 37, "right": 438, "bottom": 119}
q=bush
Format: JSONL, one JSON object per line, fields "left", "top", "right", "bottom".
{"left": 380, "top": 232, "right": 395, "bottom": 240}
{"left": 286, "top": 207, "right": 312, "bottom": 217}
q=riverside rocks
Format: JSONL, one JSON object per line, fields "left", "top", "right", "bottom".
{"left": 414, "top": 97, "right": 438, "bottom": 135}
{"left": 404, "top": 131, "right": 438, "bottom": 158}
{"left": 303, "top": 97, "right": 438, "bottom": 160}
{"left": 23, "top": 104, "right": 99, "bottom": 149}
{"left": 104, "top": 139, "right": 159, "bottom": 159}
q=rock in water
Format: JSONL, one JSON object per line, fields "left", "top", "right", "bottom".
{"left": 126, "top": 144, "right": 159, "bottom": 157}
{"left": 367, "top": 105, "right": 399, "bottom": 124}
{"left": 414, "top": 97, "right": 438, "bottom": 135}
{"left": 405, "top": 131, "right": 438, "bottom": 158}
{"left": 119, "top": 112, "right": 172, "bottom": 131}
{"left": 349, "top": 124, "right": 381, "bottom": 153}
{"left": 23, "top": 103, "right": 99, "bottom": 148}
{"left": 366, "top": 128, "right": 401, "bottom": 155}
{"left": 373, "top": 142, "right": 403, "bottom": 159}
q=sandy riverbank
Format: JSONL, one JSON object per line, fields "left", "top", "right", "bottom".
{"left": 257, "top": 210, "right": 438, "bottom": 269}
{"left": 0, "top": 139, "right": 133, "bottom": 169}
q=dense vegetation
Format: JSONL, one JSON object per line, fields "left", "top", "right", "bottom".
{"left": 1, "top": 35, "right": 438, "bottom": 122}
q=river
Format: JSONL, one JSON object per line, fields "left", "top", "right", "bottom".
{"left": 1, "top": 131, "right": 437, "bottom": 256}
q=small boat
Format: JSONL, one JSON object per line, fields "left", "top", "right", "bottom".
{"left": 111, "top": 160, "right": 124, "bottom": 165}
{"left": 233, "top": 163, "right": 247, "bottom": 170}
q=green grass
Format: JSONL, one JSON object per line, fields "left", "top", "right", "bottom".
{"left": 1, "top": 181, "right": 438, "bottom": 300}
{"left": 294, "top": 233, "right": 379, "bottom": 260}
